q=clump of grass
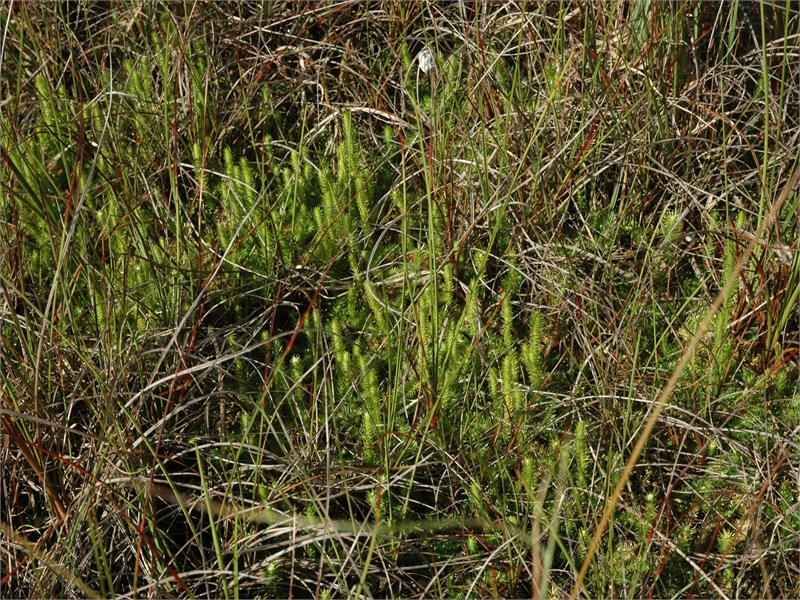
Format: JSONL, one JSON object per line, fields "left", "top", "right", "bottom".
{"left": 1, "top": 2, "right": 799, "bottom": 598}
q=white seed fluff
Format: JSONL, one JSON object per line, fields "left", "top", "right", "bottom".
{"left": 774, "top": 245, "right": 793, "bottom": 266}
{"left": 417, "top": 47, "right": 435, "bottom": 73}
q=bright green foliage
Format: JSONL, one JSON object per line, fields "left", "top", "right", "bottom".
{"left": 573, "top": 420, "right": 589, "bottom": 490}
{"left": 660, "top": 208, "right": 682, "bottom": 242}
{"left": 712, "top": 213, "right": 738, "bottom": 388}
{"left": 313, "top": 111, "right": 373, "bottom": 265}
{"left": 522, "top": 311, "right": 545, "bottom": 389}
{"left": 501, "top": 352, "right": 522, "bottom": 417}
{"left": 521, "top": 456, "right": 537, "bottom": 499}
